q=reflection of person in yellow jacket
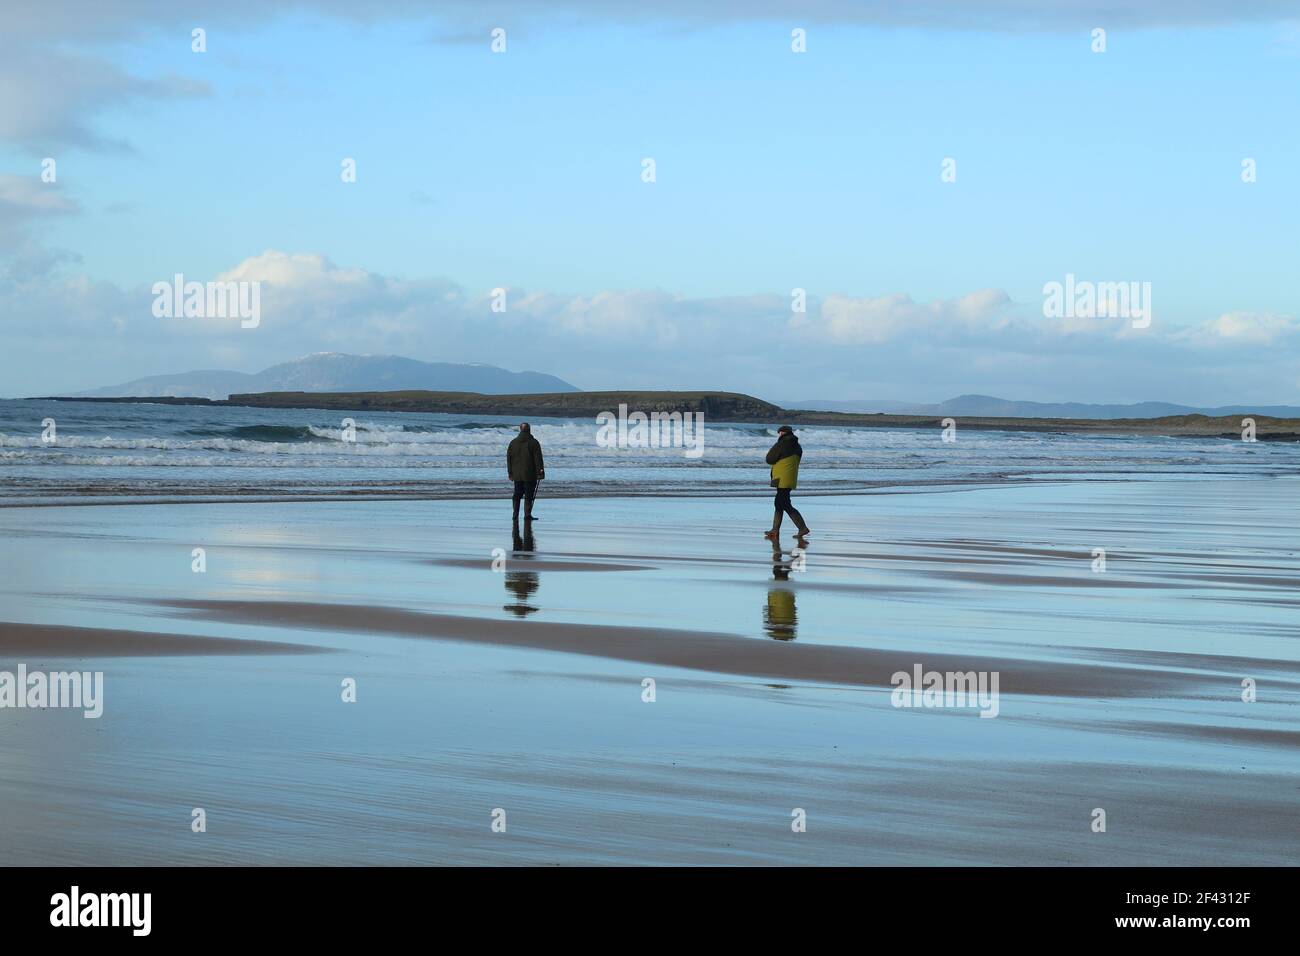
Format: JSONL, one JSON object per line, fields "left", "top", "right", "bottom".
{"left": 763, "top": 425, "right": 810, "bottom": 540}
{"left": 765, "top": 537, "right": 798, "bottom": 639}
{"left": 764, "top": 587, "right": 797, "bottom": 641}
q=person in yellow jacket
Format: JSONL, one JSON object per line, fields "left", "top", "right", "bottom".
{"left": 763, "top": 425, "right": 810, "bottom": 540}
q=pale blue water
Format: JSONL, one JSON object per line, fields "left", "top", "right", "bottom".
{"left": 2, "top": 399, "right": 1295, "bottom": 504}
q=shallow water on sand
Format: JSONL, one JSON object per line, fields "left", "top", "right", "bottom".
{"left": 1, "top": 479, "right": 1297, "bottom": 864}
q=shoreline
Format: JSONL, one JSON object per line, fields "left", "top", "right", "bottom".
{"left": 26, "top": 393, "right": 1300, "bottom": 440}
{"left": 7, "top": 476, "right": 1277, "bottom": 509}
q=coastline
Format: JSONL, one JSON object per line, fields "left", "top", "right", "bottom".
{"left": 28, "top": 393, "right": 1300, "bottom": 439}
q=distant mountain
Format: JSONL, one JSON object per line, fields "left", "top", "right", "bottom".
{"left": 228, "top": 389, "right": 781, "bottom": 420}
{"left": 71, "top": 353, "right": 580, "bottom": 400}
{"left": 785, "top": 394, "right": 1300, "bottom": 419}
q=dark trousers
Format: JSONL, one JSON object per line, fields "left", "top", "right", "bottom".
{"left": 512, "top": 480, "right": 538, "bottom": 517}
{"left": 773, "top": 487, "right": 806, "bottom": 531}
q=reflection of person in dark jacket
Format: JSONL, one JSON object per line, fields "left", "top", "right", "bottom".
{"left": 764, "top": 425, "right": 809, "bottom": 540}
{"left": 504, "top": 522, "right": 539, "bottom": 617}
{"left": 507, "top": 423, "right": 545, "bottom": 521}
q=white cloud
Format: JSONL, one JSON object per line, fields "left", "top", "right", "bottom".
{"left": 0, "top": 174, "right": 83, "bottom": 274}
{"left": 217, "top": 250, "right": 370, "bottom": 288}
{"left": 0, "top": 175, "right": 80, "bottom": 215}
{"left": 0, "top": 46, "right": 209, "bottom": 154}
{"left": 1177, "top": 311, "right": 1300, "bottom": 347}
{"left": 798, "top": 289, "right": 1017, "bottom": 345}
{"left": 3, "top": 251, "right": 1298, "bottom": 403}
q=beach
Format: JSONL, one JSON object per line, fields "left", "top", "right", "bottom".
{"left": 2, "top": 476, "right": 1297, "bottom": 865}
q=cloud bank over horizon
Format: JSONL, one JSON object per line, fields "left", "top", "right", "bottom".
{"left": 4, "top": 250, "right": 1295, "bottom": 404}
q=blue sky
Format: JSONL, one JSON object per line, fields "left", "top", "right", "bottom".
{"left": 2, "top": 2, "right": 1298, "bottom": 403}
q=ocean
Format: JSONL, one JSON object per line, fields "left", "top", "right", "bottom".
{"left": 2, "top": 398, "right": 1296, "bottom": 505}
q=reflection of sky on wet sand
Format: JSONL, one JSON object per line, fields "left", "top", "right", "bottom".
{"left": 1, "top": 478, "right": 1298, "bottom": 864}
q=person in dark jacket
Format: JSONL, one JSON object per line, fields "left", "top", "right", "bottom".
{"left": 507, "top": 423, "right": 545, "bottom": 521}
{"left": 764, "top": 425, "right": 809, "bottom": 539}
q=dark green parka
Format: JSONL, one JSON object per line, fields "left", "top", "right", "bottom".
{"left": 507, "top": 434, "right": 545, "bottom": 481}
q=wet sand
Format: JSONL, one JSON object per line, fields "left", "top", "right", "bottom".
{"left": 137, "top": 597, "right": 1280, "bottom": 699}
{"left": 0, "top": 621, "right": 326, "bottom": 656}
{"left": 1, "top": 478, "right": 1298, "bottom": 865}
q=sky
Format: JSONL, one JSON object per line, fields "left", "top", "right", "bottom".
{"left": 1, "top": 1, "right": 1298, "bottom": 404}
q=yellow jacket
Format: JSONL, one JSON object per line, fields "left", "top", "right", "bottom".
{"left": 770, "top": 453, "right": 800, "bottom": 489}
{"left": 766, "top": 433, "right": 803, "bottom": 489}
